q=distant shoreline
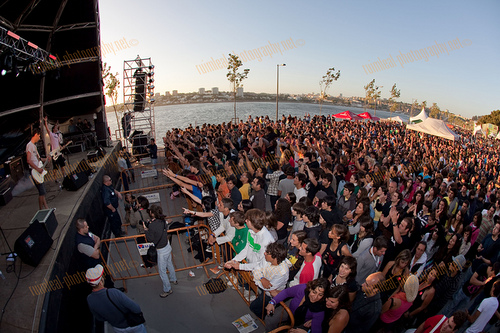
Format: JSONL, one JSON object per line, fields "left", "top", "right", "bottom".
{"left": 105, "top": 99, "right": 395, "bottom": 114}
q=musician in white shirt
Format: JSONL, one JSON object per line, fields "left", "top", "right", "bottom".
{"left": 44, "top": 116, "right": 66, "bottom": 183}
{"left": 26, "top": 128, "right": 50, "bottom": 209}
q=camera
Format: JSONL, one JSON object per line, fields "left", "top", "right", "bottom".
{"left": 141, "top": 220, "right": 151, "bottom": 228}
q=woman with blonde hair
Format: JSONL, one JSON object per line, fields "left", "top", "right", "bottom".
{"left": 381, "top": 249, "right": 411, "bottom": 303}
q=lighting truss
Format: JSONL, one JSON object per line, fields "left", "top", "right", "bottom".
{"left": 0, "top": 26, "right": 56, "bottom": 64}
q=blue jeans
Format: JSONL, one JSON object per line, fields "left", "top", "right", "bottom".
{"left": 440, "top": 287, "right": 469, "bottom": 317}
{"left": 157, "top": 243, "right": 176, "bottom": 292}
{"left": 113, "top": 324, "right": 147, "bottom": 333}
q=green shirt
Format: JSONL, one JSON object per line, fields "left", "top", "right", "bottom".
{"left": 232, "top": 226, "right": 249, "bottom": 254}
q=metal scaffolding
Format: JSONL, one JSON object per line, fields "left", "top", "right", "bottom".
{"left": 122, "top": 56, "right": 155, "bottom": 156}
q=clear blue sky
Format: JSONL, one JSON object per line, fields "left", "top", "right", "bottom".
{"left": 98, "top": 0, "right": 500, "bottom": 118}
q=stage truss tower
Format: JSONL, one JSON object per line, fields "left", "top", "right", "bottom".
{"left": 122, "top": 56, "right": 156, "bottom": 155}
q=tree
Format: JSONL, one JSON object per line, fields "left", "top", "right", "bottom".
{"left": 389, "top": 83, "right": 401, "bottom": 115}
{"left": 429, "top": 103, "right": 441, "bottom": 119}
{"left": 364, "top": 79, "right": 381, "bottom": 115}
{"left": 478, "top": 110, "right": 500, "bottom": 127}
{"left": 102, "top": 63, "right": 121, "bottom": 140}
{"left": 227, "top": 54, "right": 249, "bottom": 123}
{"left": 420, "top": 100, "right": 427, "bottom": 110}
{"left": 318, "top": 67, "right": 340, "bottom": 116}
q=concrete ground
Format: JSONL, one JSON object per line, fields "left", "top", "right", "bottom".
{"left": 0, "top": 144, "right": 266, "bottom": 333}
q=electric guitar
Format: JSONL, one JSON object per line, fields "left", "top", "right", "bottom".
{"left": 50, "top": 140, "right": 72, "bottom": 161}
{"left": 31, "top": 158, "right": 51, "bottom": 184}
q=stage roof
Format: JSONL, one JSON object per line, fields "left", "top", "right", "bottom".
{"left": 0, "top": 0, "right": 105, "bottom": 159}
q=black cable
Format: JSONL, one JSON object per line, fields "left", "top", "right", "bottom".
{"left": 0, "top": 259, "right": 22, "bottom": 328}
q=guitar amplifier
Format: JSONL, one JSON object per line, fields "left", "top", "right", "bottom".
{"left": 0, "top": 186, "right": 13, "bottom": 206}
{"left": 87, "top": 147, "right": 104, "bottom": 162}
{"left": 5, "top": 155, "right": 25, "bottom": 183}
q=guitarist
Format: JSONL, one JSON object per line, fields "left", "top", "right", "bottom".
{"left": 26, "top": 128, "right": 50, "bottom": 210}
{"left": 44, "top": 116, "right": 66, "bottom": 185}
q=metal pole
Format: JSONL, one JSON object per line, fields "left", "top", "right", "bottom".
{"left": 276, "top": 64, "right": 285, "bottom": 122}
{"left": 276, "top": 65, "right": 279, "bottom": 122}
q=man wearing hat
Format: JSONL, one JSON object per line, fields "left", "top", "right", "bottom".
{"left": 86, "top": 264, "right": 147, "bottom": 332}
{"left": 429, "top": 255, "right": 466, "bottom": 317}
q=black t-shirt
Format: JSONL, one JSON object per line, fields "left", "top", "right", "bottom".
{"left": 463, "top": 263, "right": 489, "bottom": 296}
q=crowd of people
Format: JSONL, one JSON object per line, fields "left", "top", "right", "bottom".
{"left": 159, "top": 114, "right": 500, "bottom": 333}
{"left": 83, "top": 113, "right": 500, "bottom": 333}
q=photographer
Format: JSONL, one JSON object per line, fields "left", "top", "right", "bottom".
{"left": 143, "top": 205, "right": 177, "bottom": 298}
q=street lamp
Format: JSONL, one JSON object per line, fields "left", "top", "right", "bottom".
{"left": 276, "top": 64, "right": 286, "bottom": 122}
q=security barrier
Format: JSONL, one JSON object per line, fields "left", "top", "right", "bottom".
{"left": 215, "top": 242, "right": 295, "bottom": 329}
{"left": 99, "top": 224, "right": 216, "bottom": 288}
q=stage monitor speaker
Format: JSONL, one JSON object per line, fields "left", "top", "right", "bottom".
{"left": 29, "top": 208, "right": 58, "bottom": 237}
{"left": 76, "top": 159, "right": 95, "bottom": 176}
{"left": 15, "top": 220, "right": 53, "bottom": 267}
{"left": 63, "top": 171, "right": 89, "bottom": 191}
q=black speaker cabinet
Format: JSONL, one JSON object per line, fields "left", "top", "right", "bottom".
{"left": 63, "top": 171, "right": 89, "bottom": 191}
{"left": 75, "top": 159, "right": 95, "bottom": 176}
{"left": 5, "top": 155, "right": 25, "bottom": 183}
{"left": 15, "top": 220, "right": 53, "bottom": 267}
{"left": 29, "top": 208, "right": 58, "bottom": 237}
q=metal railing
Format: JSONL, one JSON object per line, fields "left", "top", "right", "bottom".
{"left": 99, "top": 224, "right": 216, "bottom": 288}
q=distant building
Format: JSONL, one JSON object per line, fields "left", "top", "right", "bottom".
{"left": 237, "top": 87, "right": 243, "bottom": 97}
{"left": 165, "top": 91, "right": 171, "bottom": 96}
{"left": 155, "top": 93, "right": 160, "bottom": 98}
{"left": 199, "top": 88, "right": 205, "bottom": 95}
{"left": 172, "top": 90, "right": 178, "bottom": 96}
{"left": 338, "top": 93, "right": 343, "bottom": 98}
{"left": 212, "top": 87, "right": 219, "bottom": 95}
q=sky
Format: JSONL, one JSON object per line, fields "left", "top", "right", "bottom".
{"left": 98, "top": 0, "right": 500, "bottom": 119}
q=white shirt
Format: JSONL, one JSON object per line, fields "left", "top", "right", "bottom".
{"left": 466, "top": 296, "right": 498, "bottom": 333}
{"left": 214, "top": 212, "right": 235, "bottom": 245}
{"left": 294, "top": 187, "right": 307, "bottom": 201}
{"left": 26, "top": 141, "right": 40, "bottom": 169}
{"left": 252, "top": 260, "right": 291, "bottom": 295}
{"left": 233, "top": 226, "right": 274, "bottom": 271}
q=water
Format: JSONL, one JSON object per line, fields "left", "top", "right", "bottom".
{"left": 108, "top": 102, "right": 410, "bottom": 143}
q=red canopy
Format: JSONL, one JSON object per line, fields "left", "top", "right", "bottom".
{"left": 357, "top": 112, "right": 380, "bottom": 121}
{"left": 332, "top": 111, "right": 362, "bottom": 120}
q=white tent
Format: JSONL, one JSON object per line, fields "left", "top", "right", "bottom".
{"left": 382, "top": 116, "right": 404, "bottom": 123}
{"left": 406, "top": 117, "right": 460, "bottom": 141}
{"left": 409, "top": 107, "right": 428, "bottom": 124}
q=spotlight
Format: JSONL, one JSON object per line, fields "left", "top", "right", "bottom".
{"left": 149, "top": 65, "right": 154, "bottom": 70}
{"left": 149, "top": 79, "right": 154, "bottom": 84}
{"left": 1, "top": 69, "right": 6, "bottom": 76}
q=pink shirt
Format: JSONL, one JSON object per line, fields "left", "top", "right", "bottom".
{"left": 380, "top": 293, "right": 413, "bottom": 323}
